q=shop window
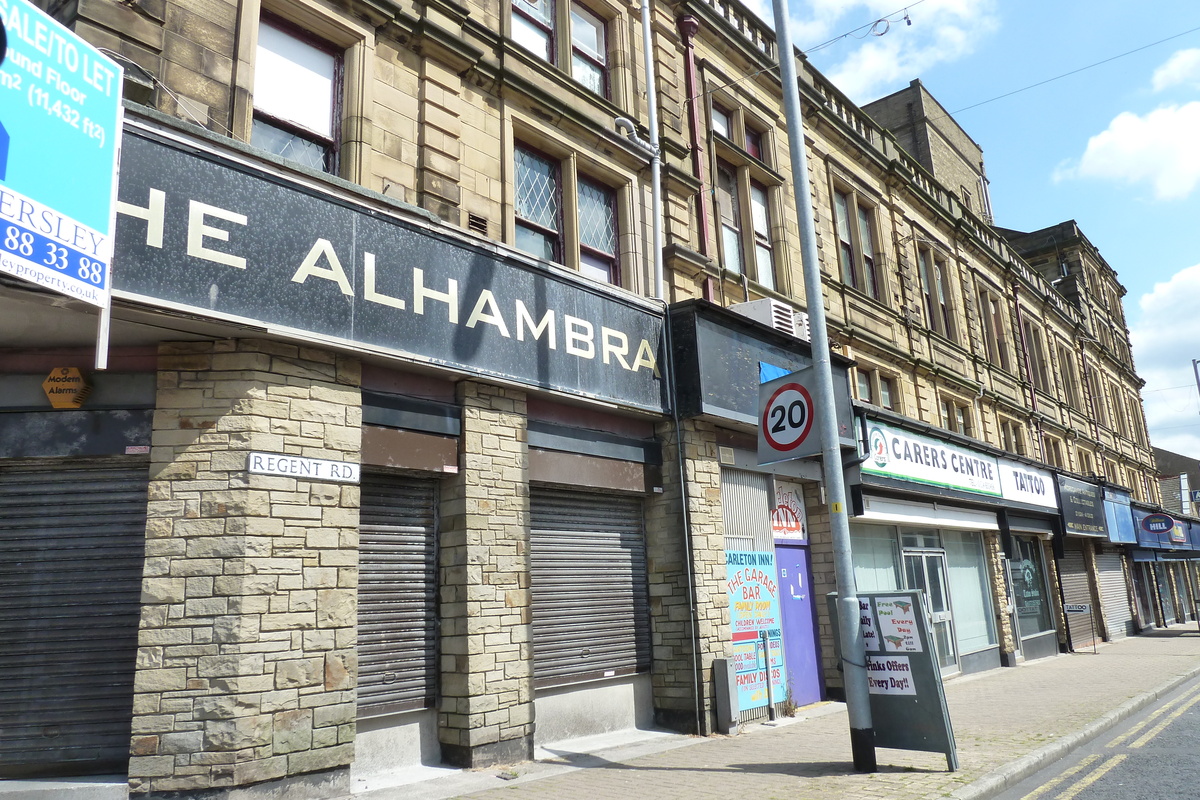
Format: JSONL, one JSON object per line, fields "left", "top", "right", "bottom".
{"left": 939, "top": 396, "right": 972, "bottom": 436}
{"left": 1011, "top": 536, "right": 1054, "bottom": 638}
{"left": 833, "top": 187, "right": 882, "bottom": 301}
{"left": 977, "top": 286, "right": 1012, "bottom": 371}
{"left": 252, "top": 16, "right": 342, "bottom": 172}
{"left": 1022, "top": 320, "right": 1051, "bottom": 394}
{"left": 917, "top": 244, "right": 956, "bottom": 342}
{"left": 512, "top": 0, "right": 610, "bottom": 98}
{"left": 515, "top": 142, "right": 622, "bottom": 285}
{"left": 1056, "top": 341, "right": 1080, "bottom": 409}
{"left": 943, "top": 530, "right": 998, "bottom": 653}
{"left": 1000, "top": 418, "right": 1025, "bottom": 456}
{"left": 850, "top": 524, "right": 900, "bottom": 591}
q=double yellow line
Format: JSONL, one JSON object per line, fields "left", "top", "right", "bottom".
{"left": 1018, "top": 681, "right": 1200, "bottom": 799}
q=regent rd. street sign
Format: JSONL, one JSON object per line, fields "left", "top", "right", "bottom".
{"left": 0, "top": 0, "right": 122, "bottom": 306}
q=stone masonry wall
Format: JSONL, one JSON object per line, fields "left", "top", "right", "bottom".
{"left": 645, "top": 419, "right": 730, "bottom": 735}
{"left": 130, "top": 340, "right": 361, "bottom": 795}
{"left": 438, "top": 382, "right": 533, "bottom": 767}
{"left": 984, "top": 531, "right": 1016, "bottom": 657}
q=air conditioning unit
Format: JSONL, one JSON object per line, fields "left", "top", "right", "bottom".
{"left": 728, "top": 298, "right": 811, "bottom": 342}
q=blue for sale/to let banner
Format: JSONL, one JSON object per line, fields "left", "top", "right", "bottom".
{"left": 0, "top": 0, "right": 122, "bottom": 306}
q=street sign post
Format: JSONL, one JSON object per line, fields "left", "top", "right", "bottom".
{"left": 0, "top": 0, "right": 123, "bottom": 359}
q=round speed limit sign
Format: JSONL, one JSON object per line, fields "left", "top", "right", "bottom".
{"left": 762, "top": 382, "right": 815, "bottom": 452}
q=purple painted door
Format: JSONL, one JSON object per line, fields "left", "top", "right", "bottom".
{"left": 775, "top": 542, "right": 823, "bottom": 708}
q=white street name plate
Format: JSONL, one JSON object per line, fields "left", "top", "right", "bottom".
{"left": 247, "top": 452, "right": 360, "bottom": 483}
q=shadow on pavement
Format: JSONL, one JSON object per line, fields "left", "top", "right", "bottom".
{"left": 537, "top": 749, "right": 943, "bottom": 778}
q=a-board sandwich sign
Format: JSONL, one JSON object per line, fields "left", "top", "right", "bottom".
{"left": 828, "top": 590, "right": 958, "bottom": 771}
{"left": 726, "top": 550, "right": 787, "bottom": 711}
{"left": 0, "top": 0, "right": 123, "bottom": 306}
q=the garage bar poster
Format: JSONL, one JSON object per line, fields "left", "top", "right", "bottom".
{"left": 726, "top": 550, "right": 787, "bottom": 710}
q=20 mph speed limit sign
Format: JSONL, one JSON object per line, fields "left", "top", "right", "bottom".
{"left": 763, "top": 383, "right": 814, "bottom": 452}
{"left": 758, "top": 367, "right": 823, "bottom": 464}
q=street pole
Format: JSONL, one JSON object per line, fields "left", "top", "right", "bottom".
{"left": 768, "top": 0, "right": 876, "bottom": 771}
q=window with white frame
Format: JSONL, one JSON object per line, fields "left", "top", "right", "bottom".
{"left": 857, "top": 369, "right": 899, "bottom": 413}
{"left": 939, "top": 395, "right": 972, "bottom": 436}
{"left": 514, "top": 142, "right": 621, "bottom": 285}
{"left": 833, "top": 186, "right": 881, "bottom": 301}
{"left": 252, "top": 16, "right": 342, "bottom": 172}
{"left": 512, "top": 0, "right": 610, "bottom": 98}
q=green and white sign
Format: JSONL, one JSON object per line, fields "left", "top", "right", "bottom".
{"left": 862, "top": 421, "right": 1001, "bottom": 497}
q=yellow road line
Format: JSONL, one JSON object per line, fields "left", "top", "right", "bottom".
{"left": 1129, "top": 690, "right": 1200, "bottom": 749}
{"left": 1107, "top": 682, "right": 1200, "bottom": 748}
{"left": 1018, "top": 754, "right": 1101, "bottom": 800}
{"left": 1057, "top": 753, "right": 1128, "bottom": 800}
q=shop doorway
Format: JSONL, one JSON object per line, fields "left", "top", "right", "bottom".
{"left": 903, "top": 551, "right": 958, "bottom": 675}
{"left": 775, "top": 543, "right": 822, "bottom": 708}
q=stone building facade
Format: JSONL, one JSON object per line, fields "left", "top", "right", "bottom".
{"left": 0, "top": 0, "right": 1170, "bottom": 796}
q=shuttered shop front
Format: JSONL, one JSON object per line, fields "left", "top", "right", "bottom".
{"left": 0, "top": 460, "right": 149, "bottom": 778}
{"left": 1096, "top": 546, "right": 1133, "bottom": 640}
{"left": 357, "top": 472, "right": 439, "bottom": 715}
{"left": 530, "top": 489, "right": 650, "bottom": 687}
{"left": 1060, "top": 540, "right": 1100, "bottom": 650}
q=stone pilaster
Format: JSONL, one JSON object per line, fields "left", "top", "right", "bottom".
{"left": 438, "top": 382, "right": 533, "bottom": 767}
{"left": 984, "top": 531, "right": 1017, "bottom": 658}
{"left": 645, "top": 419, "right": 729, "bottom": 735}
{"left": 129, "top": 340, "right": 361, "bottom": 796}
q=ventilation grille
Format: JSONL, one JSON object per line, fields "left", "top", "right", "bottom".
{"left": 728, "top": 299, "right": 810, "bottom": 342}
{"left": 468, "top": 213, "right": 488, "bottom": 236}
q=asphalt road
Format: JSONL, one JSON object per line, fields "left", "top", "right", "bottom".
{"left": 995, "top": 673, "right": 1200, "bottom": 800}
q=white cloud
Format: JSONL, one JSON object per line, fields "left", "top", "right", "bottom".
{"left": 1131, "top": 264, "right": 1200, "bottom": 458}
{"left": 1152, "top": 48, "right": 1200, "bottom": 92}
{"left": 796, "top": 0, "right": 999, "bottom": 102}
{"left": 1056, "top": 103, "right": 1200, "bottom": 200}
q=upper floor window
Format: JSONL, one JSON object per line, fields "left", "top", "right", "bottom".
{"left": 977, "top": 286, "right": 1011, "bottom": 371}
{"left": 711, "top": 105, "right": 732, "bottom": 138}
{"left": 252, "top": 17, "right": 341, "bottom": 172}
{"left": 1044, "top": 436, "right": 1064, "bottom": 469}
{"left": 1056, "top": 341, "right": 1080, "bottom": 409}
{"left": 1022, "top": 320, "right": 1051, "bottom": 394}
{"left": 833, "top": 188, "right": 881, "bottom": 301}
{"left": 1078, "top": 448, "right": 1095, "bottom": 475}
{"left": 939, "top": 395, "right": 972, "bottom": 436}
{"left": 916, "top": 244, "right": 955, "bottom": 341}
{"left": 1086, "top": 368, "right": 1108, "bottom": 428}
{"left": 515, "top": 142, "right": 621, "bottom": 285}
{"left": 716, "top": 161, "right": 776, "bottom": 289}
{"left": 999, "top": 418, "right": 1025, "bottom": 456}
{"left": 858, "top": 370, "right": 899, "bottom": 412}
{"left": 512, "top": 0, "right": 609, "bottom": 97}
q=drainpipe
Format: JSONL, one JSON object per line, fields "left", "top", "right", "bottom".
{"left": 678, "top": 15, "right": 712, "bottom": 256}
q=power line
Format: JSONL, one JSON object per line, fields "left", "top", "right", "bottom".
{"left": 804, "top": 1, "right": 927, "bottom": 55}
{"left": 950, "top": 24, "right": 1200, "bottom": 115}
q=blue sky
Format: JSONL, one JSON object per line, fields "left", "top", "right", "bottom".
{"left": 744, "top": 0, "right": 1200, "bottom": 458}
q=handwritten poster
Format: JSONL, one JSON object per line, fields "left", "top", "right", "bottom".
{"left": 726, "top": 550, "right": 788, "bottom": 710}
{"left": 873, "top": 596, "right": 923, "bottom": 652}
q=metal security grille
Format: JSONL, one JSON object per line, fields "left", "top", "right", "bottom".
{"left": 357, "top": 472, "right": 438, "bottom": 716}
{"left": 720, "top": 468, "right": 773, "bottom": 552}
{"left": 530, "top": 489, "right": 650, "bottom": 688}
{"left": 0, "top": 460, "right": 148, "bottom": 778}
{"left": 1096, "top": 548, "right": 1132, "bottom": 640}
{"left": 1060, "top": 541, "right": 1099, "bottom": 650}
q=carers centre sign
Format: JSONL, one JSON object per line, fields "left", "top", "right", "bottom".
{"left": 0, "top": 0, "right": 122, "bottom": 306}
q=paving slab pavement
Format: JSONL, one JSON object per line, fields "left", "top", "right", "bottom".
{"left": 356, "top": 627, "right": 1200, "bottom": 800}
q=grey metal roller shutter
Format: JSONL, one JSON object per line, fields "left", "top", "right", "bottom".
{"left": 1096, "top": 548, "right": 1132, "bottom": 640}
{"left": 357, "top": 472, "right": 438, "bottom": 716}
{"left": 531, "top": 489, "right": 650, "bottom": 688}
{"left": 0, "top": 460, "right": 148, "bottom": 778}
{"left": 1060, "top": 541, "right": 1099, "bottom": 650}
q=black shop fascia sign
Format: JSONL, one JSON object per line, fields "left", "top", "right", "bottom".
{"left": 110, "top": 116, "right": 667, "bottom": 414}
{"left": 1056, "top": 475, "right": 1106, "bottom": 538}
